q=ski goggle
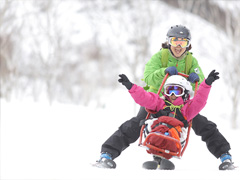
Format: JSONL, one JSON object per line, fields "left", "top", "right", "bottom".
{"left": 168, "top": 37, "right": 190, "bottom": 48}
{"left": 165, "top": 85, "right": 185, "bottom": 97}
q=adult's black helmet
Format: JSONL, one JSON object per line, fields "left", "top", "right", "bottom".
{"left": 167, "top": 25, "right": 191, "bottom": 40}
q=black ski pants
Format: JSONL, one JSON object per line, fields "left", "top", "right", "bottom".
{"left": 101, "top": 106, "right": 231, "bottom": 159}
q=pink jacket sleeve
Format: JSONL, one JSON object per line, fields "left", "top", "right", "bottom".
{"left": 129, "top": 84, "right": 165, "bottom": 112}
{"left": 181, "top": 80, "right": 211, "bottom": 121}
{"left": 129, "top": 80, "right": 212, "bottom": 122}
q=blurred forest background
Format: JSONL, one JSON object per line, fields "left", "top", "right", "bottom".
{"left": 0, "top": 0, "right": 240, "bottom": 128}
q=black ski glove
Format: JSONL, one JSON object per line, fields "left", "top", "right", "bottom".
{"left": 118, "top": 74, "right": 133, "bottom": 90}
{"left": 205, "top": 70, "right": 220, "bottom": 85}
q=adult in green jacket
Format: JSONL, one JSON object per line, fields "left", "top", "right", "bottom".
{"left": 144, "top": 48, "right": 204, "bottom": 94}
{"left": 97, "top": 25, "right": 234, "bottom": 170}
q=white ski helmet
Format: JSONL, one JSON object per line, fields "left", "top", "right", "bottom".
{"left": 164, "top": 75, "right": 194, "bottom": 100}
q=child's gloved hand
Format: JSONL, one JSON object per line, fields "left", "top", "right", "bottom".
{"left": 205, "top": 70, "right": 219, "bottom": 85}
{"left": 118, "top": 74, "right": 133, "bottom": 90}
{"left": 165, "top": 66, "right": 178, "bottom": 75}
{"left": 188, "top": 72, "right": 199, "bottom": 83}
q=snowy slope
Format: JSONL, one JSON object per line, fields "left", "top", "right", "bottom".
{"left": 1, "top": 94, "right": 239, "bottom": 180}
{"left": 1, "top": 1, "right": 240, "bottom": 180}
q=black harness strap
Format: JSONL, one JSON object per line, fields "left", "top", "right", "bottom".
{"left": 163, "top": 101, "right": 189, "bottom": 128}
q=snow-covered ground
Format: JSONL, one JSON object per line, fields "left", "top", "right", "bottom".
{"left": 1, "top": 1, "right": 240, "bottom": 179}
{"left": 1, "top": 87, "right": 239, "bottom": 180}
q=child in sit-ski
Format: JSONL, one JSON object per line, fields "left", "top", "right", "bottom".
{"left": 118, "top": 70, "right": 219, "bottom": 168}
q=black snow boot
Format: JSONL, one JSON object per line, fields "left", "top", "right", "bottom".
{"left": 92, "top": 153, "right": 116, "bottom": 169}
{"left": 219, "top": 153, "right": 236, "bottom": 170}
{"left": 142, "top": 156, "right": 175, "bottom": 170}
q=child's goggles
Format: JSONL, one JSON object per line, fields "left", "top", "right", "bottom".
{"left": 168, "top": 37, "right": 190, "bottom": 48}
{"left": 165, "top": 85, "right": 185, "bottom": 97}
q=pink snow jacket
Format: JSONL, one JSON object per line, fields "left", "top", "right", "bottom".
{"left": 128, "top": 80, "right": 211, "bottom": 122}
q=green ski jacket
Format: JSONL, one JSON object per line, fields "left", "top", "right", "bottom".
{"left": 143, "top": 49, "right": 205, "bottom": 95}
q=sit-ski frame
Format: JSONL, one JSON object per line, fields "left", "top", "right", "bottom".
{"left": 138, "top": 72, "right": 198, "bottom": 158}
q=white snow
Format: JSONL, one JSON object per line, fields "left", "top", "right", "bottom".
{"left": 1, "top": 88, "right": 239, "bottom": 180}
{"left": 1, "top": 1, "right": 240, "bottom": 180}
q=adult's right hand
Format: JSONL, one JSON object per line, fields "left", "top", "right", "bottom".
{"left": 165, "top": 66, "right": 178, "bottom": 76}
